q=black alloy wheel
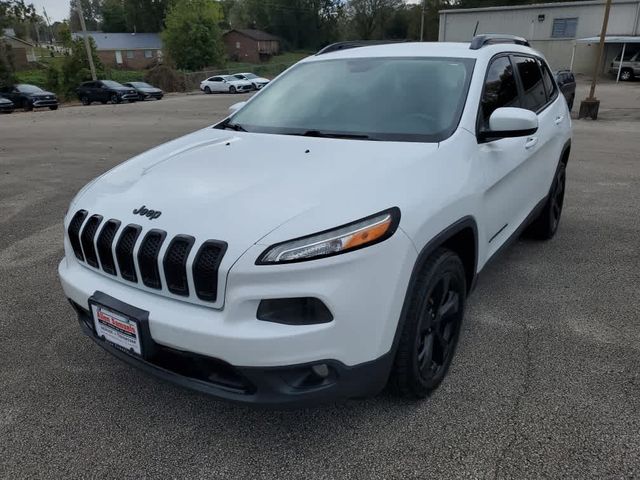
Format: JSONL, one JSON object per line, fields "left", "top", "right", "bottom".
{"left": 111, "top": 93, "right": 120, "bottom": 104}
{"left": 528, "top": 161, "right": 566, "bottom": 240}
{"left": 391, "top": 248, "right": 466, "bottom": 398}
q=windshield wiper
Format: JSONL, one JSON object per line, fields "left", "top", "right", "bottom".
{"left": 222, "top": 122, "right": 247, "bottom": 132}
{"left": 297, "top": 130, "right": 377, "bottom": 141}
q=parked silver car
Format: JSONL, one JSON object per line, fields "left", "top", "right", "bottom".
{"left": 610, "top": 48, "right": 640, "bottom": 81}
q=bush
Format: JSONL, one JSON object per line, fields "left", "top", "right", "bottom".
{"left": 0, "top": 40, "right": 16, "bottom": 88}
{"left": 144, "top": 65, "right": 185, "bottom": 92}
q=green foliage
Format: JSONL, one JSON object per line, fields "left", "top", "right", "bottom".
{"left": 57, "top": 37, "right": 104, "bottom": 98}
{"left": 101, "top": 0, "right": 127, "bottom": 32}
{"left": 123, "top": 0, "right": 168, "bottom": 33}
{"left": 162, "top": 0, "right": 225, "bottom": 70}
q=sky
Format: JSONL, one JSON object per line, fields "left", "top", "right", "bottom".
{"left": 32, "top": 0, "right": 424, "bottom": 24}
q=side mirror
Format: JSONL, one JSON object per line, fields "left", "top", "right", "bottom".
{"left": 228, "top": 101, "right": 246, "bottom": 114}
{"left": 479, "top": 107, "right": 538, "bottom": 142}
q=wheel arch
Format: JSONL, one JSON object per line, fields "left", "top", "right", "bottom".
{"left": 390, "top": 217, "right": 478, "bottom": 352}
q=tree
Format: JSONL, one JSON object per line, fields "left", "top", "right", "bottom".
{"left": 101, "top": 0, "right": 127, "bottom": 32}
{"left": 162, "top": 0, "right": 225, "bottom": 70}
{"left": 69, "top": 0, "right": 101, "bottom": 31}
{"left": 60, "top": 35, "right": 104, "bottom": 97}
{"left": 348, "top": 0, "right": 403, "bottom": 40}
{"left": 0, "top": 41, "right": 16, "bottom": 88}
{"left": 123, "top": 0, "right": 168, "bottom": 33}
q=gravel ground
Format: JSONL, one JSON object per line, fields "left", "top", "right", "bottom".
{"left": 0, "top": 83, "right": 639, "bottom": 479}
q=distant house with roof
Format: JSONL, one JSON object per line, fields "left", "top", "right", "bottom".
{"left": 2, "top": 29, "right": 36, "bottom": 70}
{"left": 72, "top": 32, "right": 163, "bottom": 69}
{"left": 222, "top": 29, "right": 280, "bottom": 63}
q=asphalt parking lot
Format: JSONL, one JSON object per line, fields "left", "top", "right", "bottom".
{"left": 1, "top": 83, "right": 639, "bottom": 479}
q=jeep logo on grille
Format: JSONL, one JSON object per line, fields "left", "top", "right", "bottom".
{"left": 133, "top": 205, "right": 162, "bottom": 220}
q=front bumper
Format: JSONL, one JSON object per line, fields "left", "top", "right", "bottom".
{"left": 71, "top": 297, "right": 392, "bottom": 406}
{"left": 59, "top": 227, "right": 417, "bottom": 405}
{"left": 32, "top": 98, "right": 58, "bottom": 107}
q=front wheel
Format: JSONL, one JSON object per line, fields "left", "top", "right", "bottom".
{"left": 390, "top": 248, "right": 466, "bottom": 399}
{"left": 204, "top": 86, "right": 212, "bottom": 94}
{"left": 229, "top": 86, "right": 236, "bottom": 94}
{"left": 528, "top": 162, "right": 566, "bottom": 240}
{"left": 111, "top": 93, "right": 120, "bottom": 104}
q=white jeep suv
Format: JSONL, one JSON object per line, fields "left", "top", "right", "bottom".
{"left": 59, "top": 35, "right": 571, "bottom": 406}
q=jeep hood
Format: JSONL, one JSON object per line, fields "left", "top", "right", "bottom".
{"left": 72, "top": 127, "right": 439, "bottom": 263}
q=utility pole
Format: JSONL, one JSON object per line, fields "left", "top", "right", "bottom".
{"left": 578, "top": 0, "right": 612, "bottom": 119}
{"left": 420, "top": 0, "right": 426, "bottom": 41}
{"left": 76, "top": 0, "right": 97, "bottom": 81}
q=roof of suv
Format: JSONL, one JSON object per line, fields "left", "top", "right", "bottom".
{"left": 303, "top": 41, "right": 541, "bottom": 63}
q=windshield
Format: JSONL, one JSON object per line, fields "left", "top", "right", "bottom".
{"left": 226, "top": 57, "right": 475, "bottom": 142}
{"left": 242, "top": 73, "right": 258, "bottom": 79}
{"left": 102, "top": 80, "right": 124, "bottom": 88}
{"left": 17, "top": 84, "right": 44, "bottom": 93}
{"left": 129, "top": 82, "right": 152, "bottom": 88}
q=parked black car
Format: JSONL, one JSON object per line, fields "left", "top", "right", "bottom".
{"left": 555, "top": 69, "right": 576, "bottom": 111}
{"left": 122, "top": 82, "right": 164, "bottom": 101}
{"left": 0, "top": 84, "right": 58, "bottom": 111}
{"left": 0, "top": 95, "right": 14, "bottom": 113}
{"left": 76, "top": 80, "right": 138, "bottom": 105}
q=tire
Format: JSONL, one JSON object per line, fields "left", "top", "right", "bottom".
{"left": 138, "top": 94, "right": 145, "bottom": 101}
{"left": 81, "top": 96, "right": 91, "bottom": 106}
{"left": 49, "top": 105, "right": 58, "bottom": 111}
{"left": 620, "top": 69, "right": 633, "bottom": 81}
{"left": 111, "top": 93, "right": 120, "bottom": 104}
{"left": 390, "top": 248, "right": 466, "bottom": 399}
{"left": 229, "top": 86, "right": 236, "bottom": 94}
{"left": 527, "top": 161, "right": 566, "bottom": 240}
{"left": 204, "top": 86, "right": 212, "bottom": 94}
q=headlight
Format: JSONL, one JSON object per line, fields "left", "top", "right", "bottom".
{"left": 257, "top": 207, "right": 400, "bottom": 264}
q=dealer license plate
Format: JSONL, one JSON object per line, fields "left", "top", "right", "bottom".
{"left": 91, "top": 303, "right": 142, "bottom": 356}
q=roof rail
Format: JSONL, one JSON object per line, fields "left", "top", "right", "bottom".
{"left": 316, "top": 40, "right": 408, "bottom": 56}
{"left": 469, "top": 34, "right": 530, "bottom": 50}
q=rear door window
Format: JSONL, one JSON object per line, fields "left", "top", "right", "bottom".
{"left": 538, "top": 59, "right": 558, "bottom": 103}
{"left": 479, "top": 56, "right": 520, "bottom": 130}
{"left": 513, "top": 56, "right": 547, "bottom": 112}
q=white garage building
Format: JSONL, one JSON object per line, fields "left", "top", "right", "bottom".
{"left": 439, "top": 0, "right": 640, "bottom": 74}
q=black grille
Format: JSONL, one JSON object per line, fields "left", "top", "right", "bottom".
{"left": 68, "top": 210, "right": 88, "bottom": 261}
{"left": 69, "top": 210, "right": 227, "bottom": 303}
{"left": 80, "top": 215, "right": 103, "bottom": 268}
{"left": 163, "top": 235, "right": 195, "bottom": 296}
{"left": 138, "top": 230, "right": 167, "bottom": 289}
{"left": 96, "top": 220, "right": 121, "bottom": 275}
{"left": 116, "top": 225, "right": 142, "bottom": 282}
{"left": 193, "top": 241, "right": 228, "bottom": 302}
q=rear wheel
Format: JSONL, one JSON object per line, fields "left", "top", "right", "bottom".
{"left": 390, "top": 248, "right": 466, "bottom": 399}
{"left": 620, "top": 69, "right": 633, "bottom": 81}
{"left": 49, "top": 105, "right": 58, "bottom": 111}
{"left": 81, "top": 96, "right": 91, "bottom": 106}
{"left": 528, "top": 162, "right": 566, "bottom": 240}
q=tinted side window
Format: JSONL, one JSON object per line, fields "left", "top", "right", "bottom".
{"left": 480, "top": 56, "right": 519, "bottom": 129}
{"left": 513, "top": 56, "right": 547, "bottom": 112}
{"left": 538, "top": 59, "right": 558, "bottom": 102}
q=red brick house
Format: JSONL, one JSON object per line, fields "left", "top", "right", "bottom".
{"left": 223, "top": 29, "right": 280, "bottom": 63}
{"left": 72, "top": 32, "right": 163, "bottom": 69}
